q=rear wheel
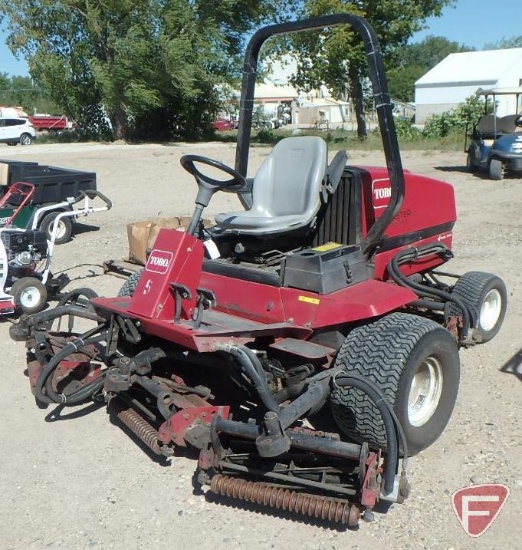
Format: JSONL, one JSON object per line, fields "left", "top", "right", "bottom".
{"left": 9, "top": 277, "right": 48, "bottom": 314}
{"left": 446, "top": 271, "right": 507, "bottom": 343}
{"left": 466, "top": 149, "right": 478, "bottom": 172}
{"left": 330, "top": 313, "right": 460, "bottom": 456}
{"left": 39, "top": 212, "right": 73, "bottom": 244}
{"left": 489, "top": 158, "right": 503, "bottom": 180}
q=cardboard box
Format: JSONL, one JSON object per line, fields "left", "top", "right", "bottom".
{"left": 127, "top": 216, "right": 211, "bottom": 265}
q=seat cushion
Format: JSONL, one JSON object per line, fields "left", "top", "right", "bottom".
{"left": 215, "top": 211, "right": 311, "bottom": 234}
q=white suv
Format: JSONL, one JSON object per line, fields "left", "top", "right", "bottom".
{"left": 0, "top": 117, "right": 36, "bottom": 146}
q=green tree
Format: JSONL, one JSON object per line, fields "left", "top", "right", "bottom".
{"left": 1, "top": 1, "right": 292, "bottom": 140}
{"left": 387, "top": 64, "right": 425, "bottom": 104}
{"left": 387, "top": 35, "right": 473, "bottom": 103}
{"left": 422, "top": 92, "right": 490, "bottom": 138}
{"left": 279, "top": 0, "right": 455, "bottom": 139}
{"left": 0, "top": 73, "right": 57, "bottom": 113}
{"left": 483, "top": 36, "right": 522, "bottom": 50}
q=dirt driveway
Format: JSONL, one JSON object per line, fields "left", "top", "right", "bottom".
{"left": 0, "top": 142, "right": 520, "bottom": 550}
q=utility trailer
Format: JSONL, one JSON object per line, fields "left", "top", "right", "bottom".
{"left": 0, "top": 159, "right": 97, "bottom": 243}
{"left": 11, "top": 14, "right": 507, "bottom": 527}
{"left": 28, "top": 114, "right": 74, "bottom": 132}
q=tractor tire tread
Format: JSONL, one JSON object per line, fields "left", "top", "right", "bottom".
{"left": 118, "top": 269, "right": 143, "bottom": 297}
{"left": 331, "top": 312, "right": 449, "bottom": 449}
{"left": 446, "top": 271, "right": 506, "bottom": 342}
{"left": 447, "top": 271, "right": 498, "bottom": 316}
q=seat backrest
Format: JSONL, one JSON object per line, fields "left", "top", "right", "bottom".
{"left": 251, "top": 136, "right": 327, "bottom": 217}
{"left": 498, "top": 114, "right": 522, "bottom": 134}
{"left": 475, "top": 115, "right": 501, "bottom": 136}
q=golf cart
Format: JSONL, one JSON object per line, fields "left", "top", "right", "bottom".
{"left": 465, "top": 87, "right": 522, "bottom": 179}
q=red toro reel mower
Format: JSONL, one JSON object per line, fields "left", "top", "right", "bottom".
{"left": 10, "top": 14, "right": 507, "bottom": 527}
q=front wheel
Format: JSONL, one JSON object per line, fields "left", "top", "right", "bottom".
{"left": 19, "top": 133, "right": 33, "bottom": 145}
{"left": 446, "top": 271, "right": 507, "bottom": 343}
{"left": 39, "top": 212, "right": 73, "bottom": 244}
{"left": 118, "top": 269, "right": 143, "bottom": 297}
{"left": 330, "top": 313, "right": 460, "bottom": 456}
{"left": 489, "top": 158, "right": 503, "bottom": 180}
{"left": 9, "top": 277, "right": 48, "bottom": 314}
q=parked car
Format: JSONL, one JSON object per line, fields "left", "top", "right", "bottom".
{"left": 212, "top": 118, "right": 236, "bottom": 131}
{"left": 0, "top": 117, "right": 36, "bottom": 145}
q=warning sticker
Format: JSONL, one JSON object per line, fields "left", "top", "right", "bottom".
{"left": 298, "top": 295, "right": 320, "bottom": 305}
{"left": 312, "top": 242, "right": 342, "bottom": 252}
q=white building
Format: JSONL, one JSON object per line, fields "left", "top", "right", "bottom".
{"left": 414, "top": 48, "right": 522, "bottom": 123}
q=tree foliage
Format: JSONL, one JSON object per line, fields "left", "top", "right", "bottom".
{"left": 483, "top": 36, "right": 522, "bottom": 50}
{"left": 274, "top": 0, "right": 455, "bottom": 138}
{"left": 387, "top": 35, "right": 473, "bottom": 103}
{"left": 422, "top": 92, "right": 490, "bottom": 138}
{"left": 0, "top": 73, "right": 59, "bottom": 113}
{"left": 0, "top": 0, "right": 291, "bottom": 140}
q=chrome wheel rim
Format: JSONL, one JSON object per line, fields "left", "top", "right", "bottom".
{"left": 49, "top": 219, "right": 67, "bottom": 240}
{"left": 408, "top": 357, "right": 443, "bottom": 427}
{"left": 20, "top": 286, "right": 42, "bottom": 309}
{"left": 479, "top": 289, "right": 502, "bottom": 332}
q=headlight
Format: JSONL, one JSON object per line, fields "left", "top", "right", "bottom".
{"left": 15, "top": 251, "right": 33, "bottom": 265}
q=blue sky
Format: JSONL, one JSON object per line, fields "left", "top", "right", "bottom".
{"left": 410, "top": 0, "right": 522, "bottom": 48}
{"left": 1, "top": 0, "right": 521, "bottom": 77}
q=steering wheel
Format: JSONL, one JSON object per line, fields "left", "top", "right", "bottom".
{"left": 180, "top": 155, "right": 247, "bottom": 198}
{"left": 180, "top": 154, "right": 247, "bottom": 236}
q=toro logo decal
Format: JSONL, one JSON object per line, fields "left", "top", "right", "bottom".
{"left": 372, "top": 178, "right": 391, "bottom": 210}
{"left": 146, "top": 249, "right": 173, "bottom": 274}
{"left": 452, "top": 484, "right": 509, "bottom": 538}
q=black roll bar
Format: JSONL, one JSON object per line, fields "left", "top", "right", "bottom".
{"left": 234, "top": 14, "right": 405, "bottom": 254}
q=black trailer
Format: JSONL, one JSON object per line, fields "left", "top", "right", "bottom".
{"left": 0, "top": 159, "right": 97, "bottom": 243}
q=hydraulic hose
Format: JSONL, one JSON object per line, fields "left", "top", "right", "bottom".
{"left": 332, "top": 372, "right": 406, "bottom": 496}
{"left": 409, "top": 299, "right": 445, "bottom": 310}
{"left": 387, "top": 245, "right": 472, "bottom": 339}
{"left": 217, "top": 344, "right": 280, "bottom": 413}
{"left": 28, "top": 304, "right": 105, "bottom": 327}
{"left": 34, "top": 332, "right": 108, "bottom": 405}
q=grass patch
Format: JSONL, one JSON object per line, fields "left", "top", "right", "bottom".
{"left": 36, "top": 125, "right": 468, "bottom": 152}
{"left": 211, "top": 126, "right": 468, "bottom": 152}
{"left": 35, "top": 129, "right": 111, "bottom": 144}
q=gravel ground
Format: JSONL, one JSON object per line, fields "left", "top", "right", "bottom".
{"left": 0, "top": 141, "right": 520, "bottom": 550}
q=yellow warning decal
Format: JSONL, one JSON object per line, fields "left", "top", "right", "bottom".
{"left": 312, "top": 242, "right": 342, "bottom": 252}
{"left": 298, "top": 295, "right": 320, "bottom": 305}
